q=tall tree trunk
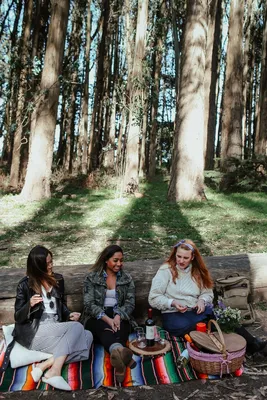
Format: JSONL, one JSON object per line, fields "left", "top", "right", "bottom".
{"left": 64, "top": 1, "right": 85, "bottom": 173}
{"left": 21, "top": 0, "right": 70, "bottom": 201}
{"left": 220, "top": 0, "right": 244, "bottom": 165}
{"left": 2, "top": 0, "right": 23, "bottom": 168}
{"left": 204, "top": 0, "right": 221, "bottom": 170}
{"left": 88, "top": 1, "right": 110, "bottom": 171}
{"left": 168, "top": 0, "right": 208, "bottom": 202}
{"left": 242, "top": 0, "right": 254, "bottom": 158}
{"left": 9, "top": 0, "right": 34, "bottom": 188}
{"left": 139, "top": 92, "right": 148, "bottom": 178}
{"left": 77, "top": 0, "right": 92, "bottom": 174}
{"left": 148, "top": 1, "right": 167, "bottom": 180}
{"left": 123, "top": 0, "right": 149, "bottom": 191}
{"left": 255, "top": 5, "right": 267, "bottom": 155}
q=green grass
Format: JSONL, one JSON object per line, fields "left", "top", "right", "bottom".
{"left": 1, "top": 175, "right": 267, "bottom": 268}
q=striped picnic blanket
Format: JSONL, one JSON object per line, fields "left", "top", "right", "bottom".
{"left": 0, "top": 334, "right": 218, "bottom": 391}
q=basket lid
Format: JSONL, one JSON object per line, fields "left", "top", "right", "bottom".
{"left": 190, "top": 331, "right": 246, "bottom": 353}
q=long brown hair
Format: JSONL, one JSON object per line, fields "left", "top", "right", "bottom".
{"left": 166, "top": 239, "right": 213, "bottom": 289}
{"left": 27, "top": 245, "right": 57, "bottom": 293}
{"left": 90, "top": 244, "right": 123, "bottom": 273}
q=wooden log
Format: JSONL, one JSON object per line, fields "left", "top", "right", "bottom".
{"left": 1, "top": 253, "right": 267, "bottom": 327}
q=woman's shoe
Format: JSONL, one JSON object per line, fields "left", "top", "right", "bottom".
{"left": 110, "top": 348, "right": 126, "bottom": 383}
{"left": 119, "top": 347, "right": 137, "bottom": 369}
{"left": 31, "top": 364, "right": 43, "bottom": 382}
{"left": 42, "top": 376, "right": 71, "bottom": 391}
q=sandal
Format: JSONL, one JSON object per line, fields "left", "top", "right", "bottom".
{"left": 110, "top": 348, "right": 126, "bottom": 383}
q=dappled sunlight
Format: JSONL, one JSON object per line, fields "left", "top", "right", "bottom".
{"left": 0, "top": 195, "right": 43, "bottom": 228}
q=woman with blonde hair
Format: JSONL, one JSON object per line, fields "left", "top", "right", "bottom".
{"left": 149, "top": 239, "right": 214, "bottom": 336}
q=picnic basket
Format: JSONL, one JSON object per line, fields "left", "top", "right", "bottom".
{"left": 187, "top": 319, "right": 246, "bottom": 376}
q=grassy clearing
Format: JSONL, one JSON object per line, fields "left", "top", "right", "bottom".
{"left": 1, "top": 175, "right": 267, "bottom": 268}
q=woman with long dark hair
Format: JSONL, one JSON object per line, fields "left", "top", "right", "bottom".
{"left": 83, "top": 245, "right": 136, "bottom": 383}
{"left": 13, "top": 245, "right": 93, "bottom": 391}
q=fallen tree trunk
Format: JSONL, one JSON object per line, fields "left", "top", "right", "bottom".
{"left": 1, "top": 253, "right": 267, "bottom": 326}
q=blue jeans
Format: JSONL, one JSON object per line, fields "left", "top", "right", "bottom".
{"left": 162, "top": 305, "right": 214, "bottom": 337}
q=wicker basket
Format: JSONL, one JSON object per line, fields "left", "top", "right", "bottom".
{"left": 187, "top": 320, "right": 246, "bottom": 376}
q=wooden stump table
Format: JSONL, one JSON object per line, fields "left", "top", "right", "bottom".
{"left": 129, "top": 339, "right": 171, "bottom": 357}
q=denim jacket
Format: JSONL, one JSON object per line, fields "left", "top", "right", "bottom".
{"left": 83, "top": 269, "right": 135, "bottom": 326}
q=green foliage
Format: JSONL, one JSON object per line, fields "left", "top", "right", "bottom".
{"left": 219, "top": 157, "right": 267, "bottom": 192}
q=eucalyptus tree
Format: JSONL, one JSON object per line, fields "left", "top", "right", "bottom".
{"left": 77, "top": 0, "right": 92, "bottom": 174}
{"left": 168, "top": 0, "right": 208, "bottom": 201}
{"left": 220, "top": 0, "right": 244, "bottom": 165}
{"left": 148, "top": 0, "right": 168, "bottom": 180}
{"left": 123, "top": 0, "right": 149, "bottom": 191}
{"left": 204, "top": 0, "right": 222, "bottom": 170}
{"left": 9, "top": 0, "right": 34, "bottom": 189}
{"left": 255, "top": 3, "right": 267, "bottom": 155}
{"left": 21, "top": 0, "right": 70, "bottom": 201}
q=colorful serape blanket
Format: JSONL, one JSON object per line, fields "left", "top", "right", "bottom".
{"left": 0, "top": 334, "right": 218, "bottom": 391}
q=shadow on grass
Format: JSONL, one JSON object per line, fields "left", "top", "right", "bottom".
{"left": 111, "top": 175, "right": 211, "bottom": 261}
{"left": 226, "top": 193, "right": 267, "bottom": 217}
{"left": 0, "top": 188, "right": 112, "bottom": 267}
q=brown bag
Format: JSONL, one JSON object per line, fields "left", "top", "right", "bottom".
{"left": 215, "top": 273, "right": 256, "bottom": 326}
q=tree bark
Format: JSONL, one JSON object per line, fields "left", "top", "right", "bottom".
{"left": 77, "top": 0, "right": 92, "bottom": 174}
{"left": 148, "top": 2, "right": 167, "bottom": 180}
{"left": 9, "top": 0, "right": 34, "bottom": 188}
{"left": 21, "top": 0, "right": 70, "bottom": 201}
{"left": 204, "top": 0, "right": 221, "bottom": 170}
{"left": 123, "top": 0, "right": 149, "bottom": 192}
{"left": 255, "top": 4, "right": 267, "bottom": 155}
{"left": 220, "top": 0, "right": 244, "bottom": 165}
{"left": 168, "top": 0, "right": 208, "bottom": 202}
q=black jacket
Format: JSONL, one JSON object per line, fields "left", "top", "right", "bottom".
{"left": 13, "top": 273, "right": 71, "bottom": 348}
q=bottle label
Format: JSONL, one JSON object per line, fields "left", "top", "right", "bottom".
{"left": 146, "top": 326, "right": 155, "bottom": 340}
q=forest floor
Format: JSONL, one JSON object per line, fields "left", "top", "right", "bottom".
{"left": 1, "top": 173, "right": 267, "bottom": 269}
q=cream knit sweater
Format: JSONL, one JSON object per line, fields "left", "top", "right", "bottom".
{"left": 148, "top": 263, "right": 214, "bottom": 313}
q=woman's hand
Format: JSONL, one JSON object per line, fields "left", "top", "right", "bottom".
{"left": 196, "top": 299, "right": 205, "bottom": 314}
{"left": 103, "top": 316, "right": 120, "bottom": 332}
{"left": 30, "top": 294, "right": 43, "bottom": 308}
{"left": 171, "top": 300, "right": 188, "bottom": 313}
{"left": 69, "top": 312, "right": 81, "bottom": 321}
{"left": 113, "top": 314, "right": 121, "bottom": 330}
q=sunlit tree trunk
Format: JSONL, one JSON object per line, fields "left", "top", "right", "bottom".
{"left": 21, "top": 0, "right": 70, "bottom": 201}
{"left": 168, "top": 0, "right": 208, "bottom": 202}
{"left": 123, "top": 0, "right": 149, "bottom": 191}
{"left": 255, "top": 5, "right": 267, "bottom": 155}
{"left": 9, "top": 0, "right": 34, "bottom": 188}
{"left": 220, "top": 0, "right": 244, "bottom": 165}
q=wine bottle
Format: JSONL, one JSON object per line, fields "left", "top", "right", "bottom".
{"left": 145, "top": 308, "right": 155, "bottom": 347}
